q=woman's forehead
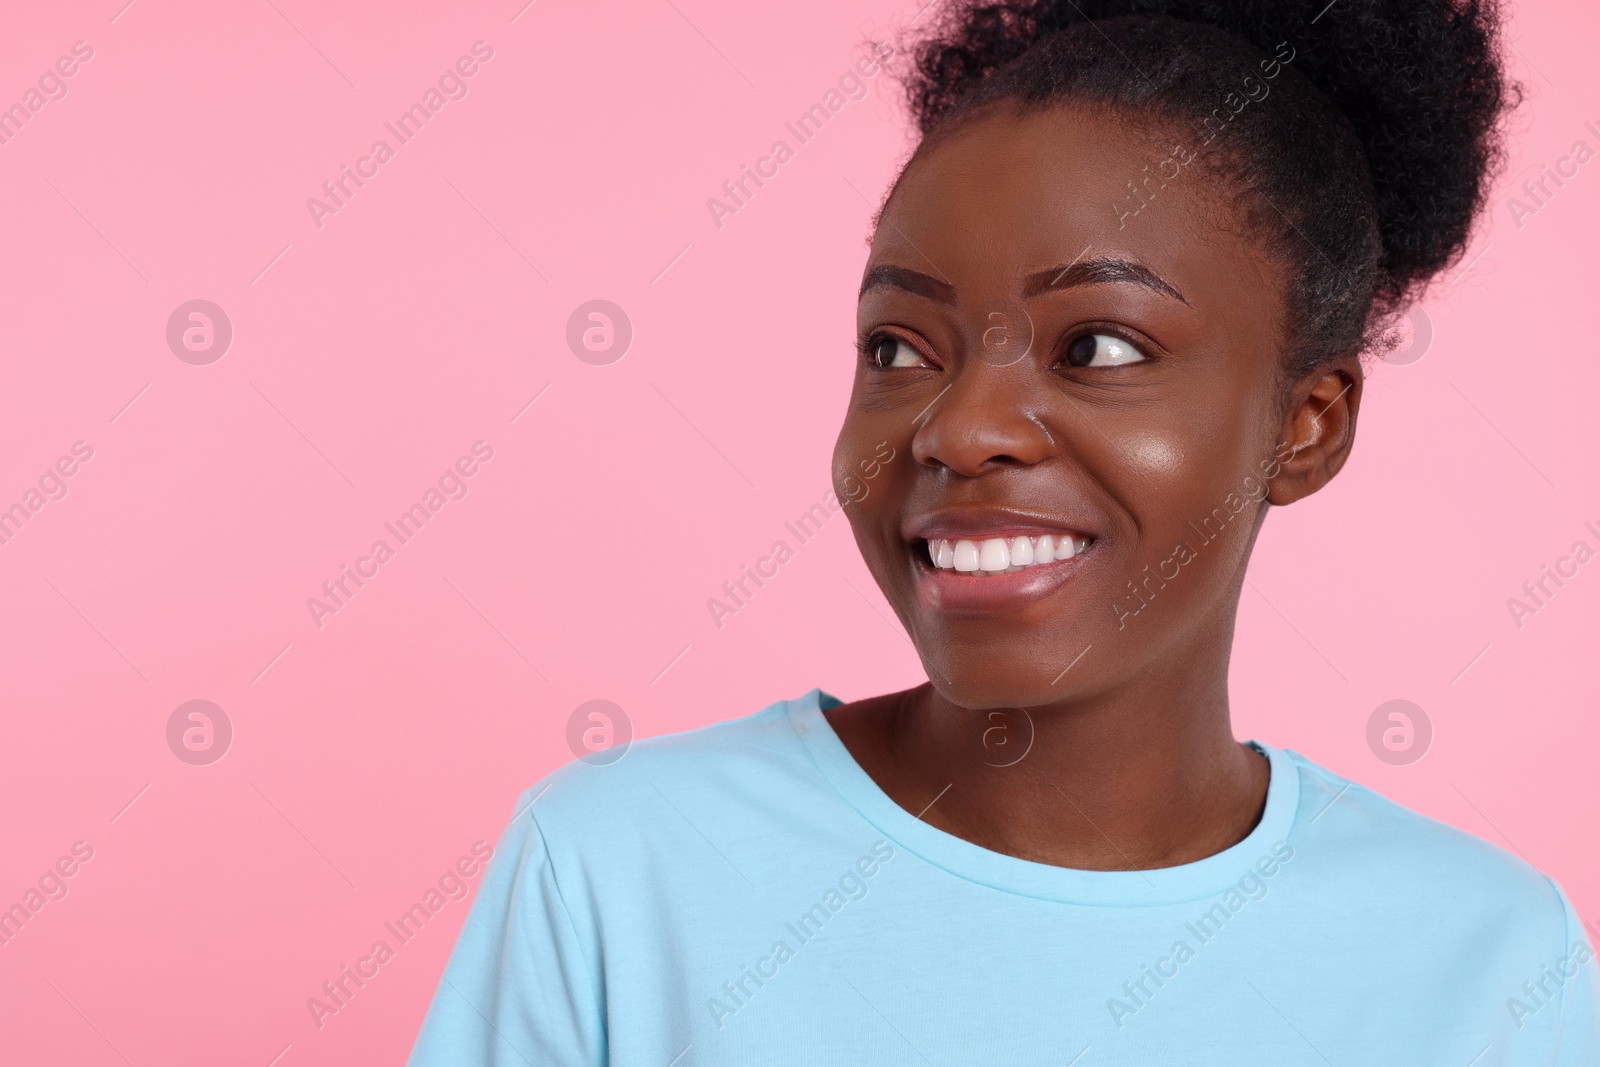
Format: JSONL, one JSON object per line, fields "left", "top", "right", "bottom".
{"left": 868, "top": 107, "right": 1281, "bottom": 316}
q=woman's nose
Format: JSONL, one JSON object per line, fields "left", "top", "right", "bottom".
{"left": 911, "top": 362, "right": 1055, "bottom": 476}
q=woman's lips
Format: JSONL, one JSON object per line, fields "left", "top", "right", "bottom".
{"left": 910, "top": 533, "right": 1095, "bottom": 613}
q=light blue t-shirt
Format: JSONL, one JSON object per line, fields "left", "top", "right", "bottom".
{"left": 408, "top": 689, "right": 1600, "bottom": 1064}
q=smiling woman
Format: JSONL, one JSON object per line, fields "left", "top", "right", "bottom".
{"left": 407, "top": 2, "right": 1600, "bottom": 1064}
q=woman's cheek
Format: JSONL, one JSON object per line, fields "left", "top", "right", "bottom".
{"left": 832, "top": 423, "right": 900, "bottom": 533}
{"left": 1118, "top": 432, "right": 1188, "bottom": 478}
{"left": 830, "top": 421, "right": 863, "bottom": 502}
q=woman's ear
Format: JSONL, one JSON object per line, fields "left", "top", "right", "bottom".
{"left": 1266, "top": 358, "right": 1364, "bottom": 506}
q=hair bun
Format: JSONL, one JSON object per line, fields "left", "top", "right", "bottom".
{"left": 903, "top": 0, "right": 1517, "bottom": 312}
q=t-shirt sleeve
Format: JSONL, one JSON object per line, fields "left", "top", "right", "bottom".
{"left": 1550, "top": 879, "right": 1600, "bottom": 1066}
{"left": 407, "top": 788, "right": 606, "bottom": 1067}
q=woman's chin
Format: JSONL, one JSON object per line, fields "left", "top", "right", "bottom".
{"left": 921, "top": 659, "right": 1080, "bottom": 712}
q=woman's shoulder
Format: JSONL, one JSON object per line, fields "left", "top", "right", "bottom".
{"left": 506, "top": 688, "right": 836, "bottom": 852}
{"left": 1277, "top": 745, "right": 1579, "bottom": 937}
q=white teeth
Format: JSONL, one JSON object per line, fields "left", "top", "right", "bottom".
{"left": 952, "top": 540, "right": 981, "bottom": 572}
{"left": 927, "top": 534, "right": 1090, "bottom": 574}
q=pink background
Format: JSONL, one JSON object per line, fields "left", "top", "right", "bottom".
{"left": 0, "top": 0, "right": 1596, "bottom": 1062}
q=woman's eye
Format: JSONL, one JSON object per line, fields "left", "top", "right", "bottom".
{"left": 1063, "top": 333, "right": 1146, "bottom": 367}
{"left": 870, "top": 336, "right": 930, "bottom": 369}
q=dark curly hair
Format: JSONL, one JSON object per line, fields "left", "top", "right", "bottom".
{"left": 884, "top": 0, "right": 1517, "bottom": 377}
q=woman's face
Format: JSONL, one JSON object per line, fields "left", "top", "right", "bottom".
{"left": 834, "top": 103, "right": 1339, "bottom": 711}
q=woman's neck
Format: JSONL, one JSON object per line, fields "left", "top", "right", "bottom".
{"left": 824, "top": 666, "right": 1269, "bottom": 871}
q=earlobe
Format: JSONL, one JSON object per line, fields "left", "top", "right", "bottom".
{"left": 1264, "top": 363, "right": 1363, "bottom": 506}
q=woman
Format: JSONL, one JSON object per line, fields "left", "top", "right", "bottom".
{"left": 410, "top": 1, "right": 1599, "bottom": 1061}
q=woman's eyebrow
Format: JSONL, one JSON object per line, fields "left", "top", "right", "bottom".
{"left": 858, "top": 264, "right": 955, "bottom": 302}
{"left": 1024, "top": 258, "right": 1189, "bottom": 304}
{"left": 859, "top": 258, "right": 1189, "bottom": 305}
